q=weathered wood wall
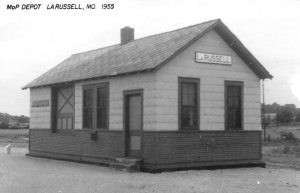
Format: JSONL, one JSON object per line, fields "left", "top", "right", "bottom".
{"left": 29, "top": 129, "right": 124, "bottom": 164}
{"left": 29, "top": 129, "right": 261, "bottom": 170}
{"left": 143, "top": 130, "right": 262, "bottom": 170}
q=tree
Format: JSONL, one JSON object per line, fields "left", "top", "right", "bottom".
{"left": 0, "top": 122, "right": 9, "bottom": 129}
{"left": 283, "top": 104, "right": 297, "bottom": 115}
{"left": 277, "top": 109, "right": 293, "bottom": 123}
{"left": 295, "top": 111, "right": 300, "bottom": 122}
{"left": 263, "top": 103, "right": 281, "bottom": 113}
{"left": 18, "top": 115, "right": 29, "bottom": 123}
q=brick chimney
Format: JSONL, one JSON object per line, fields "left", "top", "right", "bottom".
{"left": 121, "top": 26, "right": 134, "bottom": 45}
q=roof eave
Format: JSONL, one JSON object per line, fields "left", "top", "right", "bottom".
{"left": 214, "top": 22, "right": 273, "bottom": 80}
{"left": 22, "top": 68, "right": 154, "bottom": 90}
{"left": 154, "top": 19, "right": 273, "bottom": 80}
{"left": 153, "top": 19, "right": 221, "bottom": 72}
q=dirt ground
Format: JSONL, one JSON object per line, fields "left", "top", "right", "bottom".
{"left": 263, "top": 142, "right": 300, "bottom": 169}
{"left": 0, "top": 148, "right": 299, "bottom": 193}
{"left": 262, "top": 125, "right": 300, "bottom": 168}
{"left": 0, "top": 129, "right": 299, "bottom": 193}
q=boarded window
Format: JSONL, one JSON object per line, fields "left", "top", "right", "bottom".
{"left": 56, "top": 86, "right": 74, "bottom": 130}
{"left": 83, "top": 83, "right": 109, "bottom": 129}
{"left": 179, "top": 78, "right": 199, "bottom": 130}
{"left": 225, "top": 81, "right": 243, "bottom": 130}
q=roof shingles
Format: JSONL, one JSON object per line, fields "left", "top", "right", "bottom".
{"left": 23, "top": 19, "right": 272, "bottom": 89}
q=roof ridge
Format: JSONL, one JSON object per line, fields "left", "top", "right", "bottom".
{"left": 129, "top": 18, "right": 220, "bottom": 43}
{"left": 71, "top": 18, "right": 220, "bottom": 57}
{"left": 71, "top": 43, "right": 119, "bottom": 57}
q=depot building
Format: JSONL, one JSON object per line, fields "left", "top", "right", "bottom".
{"left": 23, "top": 19, "right": 272, "bottom": 171}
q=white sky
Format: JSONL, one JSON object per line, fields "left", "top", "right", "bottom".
{"left": 1, "top": 0, "right": 300, "bottom": 116}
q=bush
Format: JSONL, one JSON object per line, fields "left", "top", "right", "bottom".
{"left": 0, "top": 122, "right": 9, "bottom": 129}
{"left": 9, "top": 126, "right": 19, "bottom": 129}
{"left": 295, "top": 112, "right": 300, "bottom": 122}
{"left": 277, "top": 109, "right": 293, "bottom": 123}
{"left": 280, "top": 131, "right": 297, "bottom": 141}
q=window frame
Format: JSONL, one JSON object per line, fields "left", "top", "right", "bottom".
{"left": 82, "top": 87, "right": 94, "bottom": 129}
{"left": 178, "top": 77, "right": 200, "bottom": 131}
{"left": 82, "top": 82, "right": 109, "bottom": 130}
{"left": 224, "top": 81, "right": 243, "bottom": 131}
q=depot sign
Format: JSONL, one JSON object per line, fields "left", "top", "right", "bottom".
{"left": 195, "top": 52, "right": 232, "bottom": 65}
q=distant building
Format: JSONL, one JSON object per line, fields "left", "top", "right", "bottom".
{"left": 264, "top": 113, "right": 277, "bottom": 120}
{"left": 263, "top": 113, "right": 277, "bottom": 125}
{"left": 8, "top": 119, "right": 19, "bottom": 128}
{"left": 19, "top": 122, "right": 30, "bottom": 129}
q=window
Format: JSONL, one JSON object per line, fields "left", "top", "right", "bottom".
{"left": 83, "top": 88, "right": 93, "bottom": 128}
{"left": 97, "top": 87, "right": 108, "bottom": 128}
{"left": 178, "top": 78, "right": 199, "bottom": 130}
{"left": 225, "top": 81, "right": 243, "bottom": 130}
{"left": 82, "top": 83, "right": 109, "bottom": 129}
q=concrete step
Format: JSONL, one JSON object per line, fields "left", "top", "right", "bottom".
{"left": 109, "top": 157, "right": 142, "bottom": 172}
{"left": 115, "top": 157, "right": 142, "bottom": 164}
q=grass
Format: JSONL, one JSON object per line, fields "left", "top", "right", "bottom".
{"left": 0, "top": 129, "right": 28, "bottom": 137}
{"left": 264, "top": 125, "right": 300, "bottom": 139}
{"left": 0, "top": 129, "right": 28, "bottom": 148}
{"left": 262, "top": 125, "right": 300, "bottom": 169}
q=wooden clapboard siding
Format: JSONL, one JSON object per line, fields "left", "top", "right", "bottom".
{"left": 142, "top": 130, "right": 261, "bottom": 170}
{"left": 155, "top": 30, "right": 261, "bottom": 131}
{"left": 29, "top": 129, "right": 124, "bottom": 163}
{"left": 30, "top": 87, "right": 51, "bottom": 129}
{"left": 74, "top": 73, "right": 156, "bottom": 131}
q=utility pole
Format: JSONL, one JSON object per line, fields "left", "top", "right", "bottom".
{"left": 276, "top": 107, "right": 278, "bottom": 129}
{"left": 262, "top": 80, "right": 266, "bottom": 141}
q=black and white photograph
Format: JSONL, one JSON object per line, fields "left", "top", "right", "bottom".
{"left": 0, "top": 0, "right": 300, "bottom": 192}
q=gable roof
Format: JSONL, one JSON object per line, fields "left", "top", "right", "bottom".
{"left": 23, "top": 19, "right": 272, "bottom": 89}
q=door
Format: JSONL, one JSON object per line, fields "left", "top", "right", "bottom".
{"left": 124, "top": 91, "right": 143, "bottom": 158}
{"left": 225, "top": 81, "right": 243, "bottom": 130}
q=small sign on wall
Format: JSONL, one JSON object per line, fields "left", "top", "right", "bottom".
{"left": 196, "top": 52, "right": 232, "bottom": 65}
{"left": 32, "top": 100, "right": 49, "bottom": 107}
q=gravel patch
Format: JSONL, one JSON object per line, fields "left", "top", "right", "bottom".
{"left": 0, "top": 149, "right": 299, "bottom": 193}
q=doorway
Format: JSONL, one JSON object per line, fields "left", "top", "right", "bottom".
{"left": 124, "top": 89, "right": 143, "bottom": 158}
